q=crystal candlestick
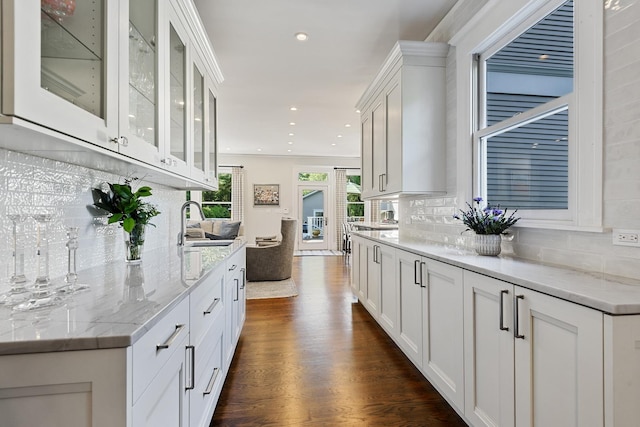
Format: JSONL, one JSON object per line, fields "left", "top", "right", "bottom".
{"left": 58, "top": 227, "right": 88, "bottom": 294}
{"left": 13, "top": 214, "right": 61, "bottom": 311}
{"left": 0, "top": 215, "right": 30, "bottom": 306}
{"left": 32, "top": 214, "right": 53, "bottom": 297}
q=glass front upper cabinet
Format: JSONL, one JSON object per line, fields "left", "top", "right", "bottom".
{"left": 2, "top": 0, "right": 119, "bottom": 150}
{"left": 208, "top": 89, "right": 218, "bottom": 184}
{"left": 119, "top": 0, "right": 161, "bottom": 161}
{"left": 169, "top": 23, "right": 187, "bottom": 167}
{"left": 193, "top": 61, "right": 205, "bottom": 177}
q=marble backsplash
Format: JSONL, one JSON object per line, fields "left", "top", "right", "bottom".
{"left": 0, "top": 148, "right": 184, "bottom": 292}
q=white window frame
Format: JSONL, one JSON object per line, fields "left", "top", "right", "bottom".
{"left": 452, "top": 0, "right": 603, "bottom": 231}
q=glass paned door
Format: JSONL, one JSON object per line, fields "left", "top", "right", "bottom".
{"left": 298, "top": 185, "right": 329, "bottom": 251}
{"left": 193, "top": 63, "right": 205, "bottom": 173}
{"left": 207, "top": 89, "right": 218, "bottom": 184}
{"left": 41, "top": 0, "right": 105, "bottom": 118}
{"left": 169, "top": 23, "right": 186, "bottom": 163}
{"left": 127, "top": 0, "right": 158, "bottom": 149}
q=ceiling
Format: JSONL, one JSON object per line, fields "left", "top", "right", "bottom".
{"left": 193, "top": 0, "right": 457, "bottom": 158}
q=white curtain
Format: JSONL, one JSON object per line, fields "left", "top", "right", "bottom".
{"left": 335, "top": 169, "right": 347, "bottom": 251}
{"left": 231, "top": 166, "right": 244, "bottom": 222}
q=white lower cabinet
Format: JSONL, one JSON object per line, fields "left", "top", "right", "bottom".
{"left": 133, "top": 332, "right": 190, "bottom": 427}
{"left": 395, "top": 248, "right": 465, "bottom": 410}
{"left": 0, "top": 247, "right": 246, "bottom": 427}
{"left": 463, "top": 271, "right": 604, "bottom": 427}
{"left": 357, "top": 238, "right": 608, "bottom": 427}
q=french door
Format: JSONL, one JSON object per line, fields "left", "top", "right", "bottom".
{"left": 297, "top": 184, "right": 329, "bottom": 250}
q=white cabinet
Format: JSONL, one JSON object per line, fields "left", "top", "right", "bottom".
{"left": 356, "top": 41, "right": 448, "bottom": 199}
{"left": 132, "top": 333, "right": 190, "bottom": 427}
{"left": 421, "top": 258, "right": 464, "bottom": 410}
{"left": 463, "top": 271, "right": 604, "bottom": 427}
{"left": 0, "top": 0, "right": 221, "bottom": 189}
{"left": 396, "top": 248, "right": 424, "bottom": 368}
{"left": 395, "top": 249, "right": 464, "bottom": 409}
{"left": 224, "top": 248, "right": 246, "bottom": 369}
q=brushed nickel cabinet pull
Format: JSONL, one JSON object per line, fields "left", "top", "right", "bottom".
{"left": 514, "top": 294, "right": 525, "bottom": 339}
{"left": 203, "top": 368, "right": 220, "bottom": 395}
{"left": 185, "top": 345, "right": 195, "bottom": 390}
{"left": 499, "top": 290, "right": 509, "bottom": 331}
{"left": 204, "top": 297, "right": 220, "bottom": 315}
{"left": 156, "top": 323, "right": 186, "bottom": 350}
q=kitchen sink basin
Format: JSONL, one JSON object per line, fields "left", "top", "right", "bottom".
{"left": 184, "top": 240, "right": 235, "bottom": 247}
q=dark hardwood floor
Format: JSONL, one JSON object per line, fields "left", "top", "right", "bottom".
{"left": 210, "top": 255, "right": 468, "bottom": 426}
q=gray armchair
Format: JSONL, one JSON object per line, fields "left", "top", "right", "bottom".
{"left": 246, "top": 218, "right": 297, "bottom": 281}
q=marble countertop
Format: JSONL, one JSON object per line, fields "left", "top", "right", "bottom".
{"left": 353, "top": 230, "right": 640, "bottom": 315}
{"left": 352, "top": 222, "right": 399, "bottom": 230}
{"left": 0, "top": 240, "right": 246, "bottom": 356}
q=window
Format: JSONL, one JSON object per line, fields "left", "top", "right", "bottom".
{"left": 298, "top": 172, "right": 328, "bottom": 182}
{"left": 346, "top": 174, "right": 364, "bottom": 222}
{"left": 458, "top": 0, "right": 603, "bottom": 230}
{"left": 477, "top": 0, "right": 572, "bottom": 214}
{"left": 202, "top": 172, "right": 231, "bottom": 218}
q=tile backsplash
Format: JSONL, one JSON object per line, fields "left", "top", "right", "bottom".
{"left": 0, "top": 148, "right": 183, "bottom": 290}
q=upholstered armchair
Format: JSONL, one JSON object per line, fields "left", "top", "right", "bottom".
{"left": 246, "top": 218, "right": 297, "bottom": 281}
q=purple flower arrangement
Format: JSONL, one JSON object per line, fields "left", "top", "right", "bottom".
{"left": 454, "top": 197, "right": 519, "bottom": 235}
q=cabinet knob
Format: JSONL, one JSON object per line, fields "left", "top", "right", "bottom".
{"left": 109, "top": 136, "right": 129, "bottom": 146}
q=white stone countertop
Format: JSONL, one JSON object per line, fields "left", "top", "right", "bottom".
{"left": 0, "top": 240, "right": 246, "bottom": 356}
{"left": 353, "top": 230, "right": 640, "bottom": 315}
{"left": 352, "top": 222, "right": 399, "bottom": 231}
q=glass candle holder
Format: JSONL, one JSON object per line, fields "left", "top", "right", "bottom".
{"left": 57, "top": 226, "right": 88, "bottom": 294}
{"left": 0, "top": 215, "right": 30, "bottom": 306}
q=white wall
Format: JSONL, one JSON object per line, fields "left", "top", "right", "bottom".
{"left": 219, "top": 154, "right": 359, "bottom": 247}
{"left": 399, "top": 0, "right": 640, "bottom": 280}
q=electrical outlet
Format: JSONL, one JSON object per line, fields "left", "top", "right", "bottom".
{"left": 612, "top": 229, "right": 640, "bottom": 247}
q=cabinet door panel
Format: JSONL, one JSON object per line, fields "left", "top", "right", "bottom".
{"left": 5, "top": 0, "right": 118, "bottom": 150}
{"left": 463, "top": 271, "right": 515, "bottom": 427}
{"left": 385, "top": 76, "right": 402, "bottom": 194}
{"left": 378, "top": 245, "right": 397, "bottom": 337}
{"left": 396, "top": 249, "right": 423, "bottom": 368}
{"left": 514, "top": 286, "right": 603, "bottom": 427}
{"left": 133, "top": 334, "right": 189, "bottom": 427}
{"left": 371, "top": 100, "right": 386, "bottom": 194}
{"left": 364, "top": 242, "right": 380, "bottom": 317}
{"left": 360, "top": 114, "right": 374, "bottom": 197}
{"left": 423, "top": 259, "right": 464, "bottom": 410}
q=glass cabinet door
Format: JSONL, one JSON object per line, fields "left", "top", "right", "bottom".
{"left": 119, "top": 0, "right": 162, "bottom": 162}
{"left": 207, "top": 88, "right": 218, "bottom": 185}
{"left": 192, "top": 60, "right": 205, "bottom": 180}
{"left": 166, "top": 17, "right": 189, "bottom": 176}
{"left": 4, "top": 0, "right": 118, "bottom": 149}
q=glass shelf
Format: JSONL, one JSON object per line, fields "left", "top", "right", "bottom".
{"left": 41, "top": 10, "right": 102, "bottom": 62}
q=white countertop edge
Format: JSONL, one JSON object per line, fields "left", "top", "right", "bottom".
{"left": 353, "top": 231, "right": 640, "bottom": 315}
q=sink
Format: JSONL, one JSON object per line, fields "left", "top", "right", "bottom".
{"left": 184, "top": 240, "right": 235, "bottom": 247}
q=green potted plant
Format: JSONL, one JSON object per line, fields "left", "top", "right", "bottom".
{"left": 92, "top": 177, "right": 160, "bottom": 263}
{"left": 454, "top": 197, "right": 519, "bottom": 256}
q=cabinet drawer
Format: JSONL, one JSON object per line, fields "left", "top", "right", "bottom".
{"left": 190, "top": 265, "right": 224, "bottom": 348}
{"left": 132, "top": 297, "right": 190, "bottom": 404}
{"left": 190, "top": 319, "right": 225, "bottom": 427}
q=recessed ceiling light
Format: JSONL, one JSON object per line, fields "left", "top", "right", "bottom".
{"left": 331, "top": 143, "right": 336, "bottom": 146}
{"left": 345, "top": 124, "right": 351, "bottom": 128}
{"left": 539, "top": 54, "right": 549, "bottom": 60}
{"left": 288, "top": 141, "right": 293, "bottom": 145}
{"left": 337, "top": 134, "right": 343, "bottom": 138}
{"left": 290, "top": 106, "right": 298, "bottom": 111}
{"left": 287, "top": 149, "right": 292, "bottom": 152}
{"left": 257, "top": 148, "right": 262, "bottom": 152}
{"left": 288, "top": 133, "right": 294, "bottom": 136}
{"left": 289, "top": 122, "right": 296, "bottom": 126}
{"left": 355, "top": 109, "right": 361, "bottom": 114}
{"left": 226, "top": 147, "right": 231, "bottom": 151}
{"left": 295, "top": 32, "right": 308, "bottom": 41}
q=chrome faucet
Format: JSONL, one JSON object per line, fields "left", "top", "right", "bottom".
{"left": 178, "top": 201, "right": 206, "bottom": 246}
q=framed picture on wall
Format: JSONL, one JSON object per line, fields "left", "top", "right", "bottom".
{"left": 253, "top": 184, "right": 280, "bottom": 206}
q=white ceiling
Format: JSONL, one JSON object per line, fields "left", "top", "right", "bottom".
{"left": 193, "top": 0, "right": 457, "bottom": 158}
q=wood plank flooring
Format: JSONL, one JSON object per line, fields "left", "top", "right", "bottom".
{"left": 209, "top": 255, "right": 468, "bottom": 426}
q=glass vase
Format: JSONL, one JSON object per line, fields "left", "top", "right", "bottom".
{"left": 124, "top": 223, "right": 146, "bottom": 263}
{"left": 474, "top": 234, "right": 502, "bottom": 256}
